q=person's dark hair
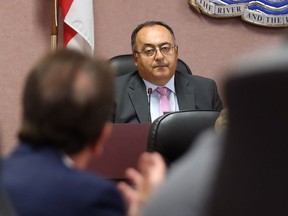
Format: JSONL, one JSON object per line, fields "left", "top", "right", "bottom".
{"left": 19, "top": 49, "right": 115, "bottom": 154}
{"left": 131, "top": 21, "right": 176, "bottom": 52}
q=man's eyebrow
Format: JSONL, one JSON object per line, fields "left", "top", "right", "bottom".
{"left": 142, "top": 42, "right": 171, "bottom": 47}
{"left": 142, "top": 43, "right": 155, "bottom": 48}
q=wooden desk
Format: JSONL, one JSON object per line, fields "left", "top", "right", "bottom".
{"left": 86, "top": 123, "right": 151, "bottom": 180}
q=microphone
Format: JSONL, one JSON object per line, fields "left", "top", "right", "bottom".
{"left": 147, "top": 88, "right": 152, "bottom": 123}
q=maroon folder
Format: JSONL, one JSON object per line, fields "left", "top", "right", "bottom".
{"left": 86, "top": 123, "right": 151, "bottom": 180}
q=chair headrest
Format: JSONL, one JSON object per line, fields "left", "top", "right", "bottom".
{"left": 225, "top": 49, "right": 288, "bottom": 142}
{"left": 147, "top": 110, "right": 220, "bottom": 165}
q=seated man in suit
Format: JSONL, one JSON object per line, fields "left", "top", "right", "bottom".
{"left": 2, "top": 49, "right": 125, "bottom": 216}
{"left": 113, "top": 21, "right": 222, "bottom": 123}
{"left": 118, "top": 42, "right": 288, "bottom": 216}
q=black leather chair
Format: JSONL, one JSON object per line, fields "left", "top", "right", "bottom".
{"left": 109, "top": 54, "right": 192, "bottom": 76}
{"left": 147, "top": 110, "right": 220, "bottom": 166}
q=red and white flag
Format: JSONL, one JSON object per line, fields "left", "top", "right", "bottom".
{"left": 59, "top": 0, "right": 94, "bottom": 55}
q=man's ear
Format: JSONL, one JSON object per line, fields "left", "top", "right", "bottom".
{"left": 175, "top": 45, "right": 179, "bottom": 58}
{"left": 92, "top": 122, "right": 113, "bottom": 157}
{"left": 132, "top": 52, "right": 138, "bottom": 67}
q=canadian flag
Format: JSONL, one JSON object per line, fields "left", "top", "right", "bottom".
{"left": 59, "top": 0, "right": 94, "bottom": 55}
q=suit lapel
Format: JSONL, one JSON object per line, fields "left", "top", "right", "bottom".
{"left": 175, "top": 72, "right": 196, "bottom": 110}
{"left": 128, "top": 74, "right": 150, "bottom": 123}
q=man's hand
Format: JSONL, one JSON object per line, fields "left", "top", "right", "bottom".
{"left": 118, "top": 152, "right": 167, "bottom": 216}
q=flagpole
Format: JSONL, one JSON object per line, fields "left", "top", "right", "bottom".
{"left": 51, "top": 0, "right": 59, "bottom": 52}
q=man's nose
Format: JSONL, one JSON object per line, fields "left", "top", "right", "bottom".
{"left": 154, "top": 47, "right": 164, "bottom": 59}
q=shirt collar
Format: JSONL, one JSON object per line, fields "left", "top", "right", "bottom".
{"left": 143, "top": 75, "right": 176, "bottom": 94}
{"left": 62, "top": 154, "right": 74, "bottom": 168}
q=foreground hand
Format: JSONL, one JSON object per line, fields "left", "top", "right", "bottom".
{"left": 118, "top": 152, "right": 167, "bottom": 216}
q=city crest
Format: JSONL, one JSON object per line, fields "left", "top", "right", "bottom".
{"left": 189, "top": 0, "right": 288, "bottom": 27}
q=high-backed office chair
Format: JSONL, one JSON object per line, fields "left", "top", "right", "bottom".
{"left": 110, "top": 54, "right": 192, "bottom": 76}
{"left": 147, "top": 110, "right": 220, "bottom": 166}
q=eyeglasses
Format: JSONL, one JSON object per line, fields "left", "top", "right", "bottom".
{"left": 135, "top": 44, "right": 177, "bottom": 57}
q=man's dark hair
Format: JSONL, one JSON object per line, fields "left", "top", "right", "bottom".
{"left": 19, "top": 49, "right": 115, "bottom": 154}
{"left": 131, "top": 21, "right": 176, "bottom": 52}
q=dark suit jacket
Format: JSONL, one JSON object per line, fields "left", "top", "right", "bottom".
{"left": 2, "top": 143, "right": 125, "bottom": 216}
{"left": 113, "top": 71, "right": 223, "bottom": 123}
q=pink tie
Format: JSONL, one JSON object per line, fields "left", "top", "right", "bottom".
{"left": 157, "top": 87, "right": 171, "bottom": 115}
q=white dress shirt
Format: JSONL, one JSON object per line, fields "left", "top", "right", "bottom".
{"left": 143, "top": 76, "right": 179, "bottom": 122}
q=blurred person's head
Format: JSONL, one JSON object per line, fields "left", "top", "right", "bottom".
{"left": 19, "top": 49, "right": 115, "bottom": 155}
{"left": 131, "top": 21, "right": 178, "bottom": 86}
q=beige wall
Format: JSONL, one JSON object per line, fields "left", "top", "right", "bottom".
{"left": 0, "top": 0, "right": 286, "bottom": 155}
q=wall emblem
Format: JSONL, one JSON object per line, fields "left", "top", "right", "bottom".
{"left": 189, "top": 0, "right": 288, "bottom": 27}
